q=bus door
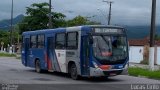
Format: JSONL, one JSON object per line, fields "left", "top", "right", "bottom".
{"left": 24, "top": 38, "right": 30, "bottom": 66}
{"left": 81, "top": 36, "right": 90, "bottom": 76}
{"left": 47, "top": 37, "right": 58, "bottom": 71}
{"left": 47, "top": 37, "right": 53, "bottom": 70}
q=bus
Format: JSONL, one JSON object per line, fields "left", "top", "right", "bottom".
{"left": 21, "top": 25, "right": 129, "bottom": 80}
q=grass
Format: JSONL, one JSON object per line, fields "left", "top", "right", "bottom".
{"left": 0, "top": 52, "right": 16, "bottom": 57}
{"left": 128, "top": 67, "right": 160, "bottom": 80}
{"left": 16, "top": 56, "right": 21, "bottom": 59}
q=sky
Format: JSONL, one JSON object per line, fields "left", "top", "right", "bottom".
{"left": 0, "top": 0, "right": 160, "bottom": 26}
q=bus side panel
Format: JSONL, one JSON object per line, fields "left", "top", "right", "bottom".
{"left": 55, "top": 50, "right": 66, "bottom": 72}
{"left": 47, "top": 46, "right": 62, "bottom": 72}
{"left": 28, "top": 48, "right": 47, "bottom": 70}
{"left": 46, "top": 30, "right": 67, "bottom": 72}
{"left": 45, "top": 34, "right": 62, "bottom": 72}
{"left": 52, "top": 30, "right": 67, "bottom": 73}
{"left": 66, "top": 27, "right": 82, "bottom": 75}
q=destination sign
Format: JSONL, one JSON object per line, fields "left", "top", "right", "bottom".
{"left": 93, "top": 28, "right": 124, "bottom": 34}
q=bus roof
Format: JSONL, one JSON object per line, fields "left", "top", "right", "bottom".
{"left": 22, "top": 25, "right": 124, "bottom": 35}
{"left": 82, "top": 25, "right": 124, "bottom": 28}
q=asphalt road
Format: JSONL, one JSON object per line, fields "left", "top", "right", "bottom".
{"left": 0, "top": 57, "right": 160, "bottom": 90}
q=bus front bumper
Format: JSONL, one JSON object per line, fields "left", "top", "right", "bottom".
{"left": 89, "top": 64, "right": 128, "bottom": 77}
{"left": 90, "top": 67, "right": 124, "bottom": 77}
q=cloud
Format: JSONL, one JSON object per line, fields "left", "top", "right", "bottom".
{"left": 0, "top": 0, "right": 159, "bottom": 25}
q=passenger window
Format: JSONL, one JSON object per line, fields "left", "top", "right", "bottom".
{"left": 55, "top": 33, "right": 66, "bottom": 49}
{"left": 67, "top": 32, "right": 78, "bottom": 49}
{"left": 30, "top": 35, "right": 37, "bottom": 48}
{"left": 38, "top": 35, "right": 45, "bottom": 48}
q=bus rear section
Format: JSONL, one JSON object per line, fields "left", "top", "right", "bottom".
{"left": 21, "top": 32, "right": 47, "bottom": 72}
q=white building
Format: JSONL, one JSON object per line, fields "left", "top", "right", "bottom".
{"left": 129, "top": 38, "right": 160, "bottom": 65}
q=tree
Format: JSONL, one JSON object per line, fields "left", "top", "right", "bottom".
{"left": 19, "top": 2, "right": 66, "bottom": 34}
{"left": 0, "top": 30, "right": 19, "bottom": 48}
{"left": 0, "top": 31, "right": 10, "bottom": 47}
{"left": 66, "top": 15, "right": 100, "bottom": 27}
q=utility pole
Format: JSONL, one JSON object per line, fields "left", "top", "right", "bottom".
{"left": 49, "top": 0, "right": 53, "bottom": 29}
{"left": 10, "top": 0, "right": 13, "bottom": 46}
{"left": 149, "top": 0, "right": 157, "bottom": 71}
{"left": 103, "top": 0, "right": 113, "bottom": 25}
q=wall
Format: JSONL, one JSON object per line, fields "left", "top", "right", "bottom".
{"left": 129, "top": 46, "right": 144, "bottom": 63}
{"left": 129, "top": 46, "right": 160, "bottom": 65}
{"left": 157, "top": 47, "right": 160, "bottom": 65}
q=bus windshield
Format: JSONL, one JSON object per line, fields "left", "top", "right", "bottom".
{"left": 92, "top": 35, "right": 127, "bottom": 61}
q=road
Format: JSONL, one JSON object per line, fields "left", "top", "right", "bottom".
{"left": 0, "top": 57, "right": 160, "bottom": 90}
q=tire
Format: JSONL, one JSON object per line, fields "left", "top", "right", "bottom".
{"left": 70, "top": 63, "right": 79, "bottom": 80}
{"left": 35, "top": 60, "right": 42, "bottom": 73}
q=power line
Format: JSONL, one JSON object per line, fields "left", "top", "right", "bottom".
{"left": 97, "top": 9, "right": 108, "bottom": 24}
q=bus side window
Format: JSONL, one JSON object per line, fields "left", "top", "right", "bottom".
{"left": 66, "top": 32, "right": 78, "bottom": 49}
{"left": 37, "top": 34, "right": 45, "bottom": 48}
{"left": 30, "top": 35, "right": 37, "bottom": 48}
{"left": 55, "top": 33, "right": 66, "bottom": 49}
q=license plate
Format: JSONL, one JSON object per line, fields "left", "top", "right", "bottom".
{"left": 110, "top": 73, "right": 117, "bottom": 76}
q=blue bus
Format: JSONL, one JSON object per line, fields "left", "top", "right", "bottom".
{"left": 21, "top": 25, "right": 129, "bottom": 80}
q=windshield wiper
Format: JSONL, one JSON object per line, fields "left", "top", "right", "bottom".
{"left": 96, "top": 39, "right": 103, "bottom": 56}
{"left": 101, "top": 35, "right": 111, "bottom": 52}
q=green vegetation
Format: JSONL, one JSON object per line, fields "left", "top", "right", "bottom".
{"left": 18, "top": 2, "right": 66, "bottom": 34}
{"left": 128, "top": 67, "right": 160, "bottom": 80}
{"left": 67, "top": 15, "right": 100, "bottom": 27}
{"left": 0, "top": 53, "right": 16, "bottom": 57}
{"left": 16, "top": 56, "right": 21, "bottom": 59}
{"left": 0, "top": 31, "right": 10, "bottom": 47}
{"left": 0, "top": 30, "right": 19, "bottom": 47}
{"left": 18, "top": 2, "right": 100, "bottom": 34}
{"left": 1, "top": 2, "right": 100, "bottom": 47}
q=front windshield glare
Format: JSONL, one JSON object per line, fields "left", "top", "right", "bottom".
{"left": 93, "top": 36, "right": 127, "bottom": 61}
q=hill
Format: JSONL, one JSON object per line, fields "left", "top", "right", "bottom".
{"left": 0, "top": 15, "right": 159, "bottom": 39}
{"left": 0, "top": 14, "right": 24, "bottom": 31}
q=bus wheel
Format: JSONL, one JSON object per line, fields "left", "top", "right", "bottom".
{"left": 35, "top": 60, "right": 42, "bottom": 73}
{"left": 70, "top": 63, "right": 79, "bottom": 80}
